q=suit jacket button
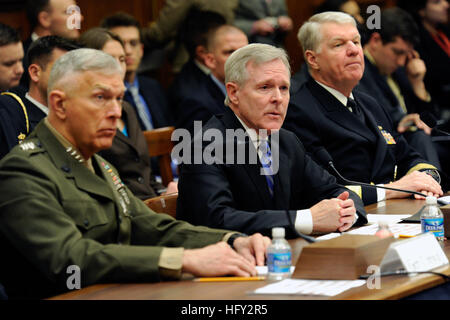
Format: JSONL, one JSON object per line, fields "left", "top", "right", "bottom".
{"left": 83, "top": 219, "right": 89, "bottom": 227}
{"left": 61, "top": 165, "right": 71, "bottom": 173}
{"left": 137, "top": 177, "right": 144, "bottom": 184}
{"left": 134, "top": 157, "right": 140, "bottom": 163}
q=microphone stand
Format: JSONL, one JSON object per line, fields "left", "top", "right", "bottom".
{"left": 327, "top": 161, "right": 447, "bottom": 206}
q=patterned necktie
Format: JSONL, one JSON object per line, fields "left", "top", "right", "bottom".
{"left": 128, "top": 85, "right": 153, "bottom": 130}
{"left": 347, "top": 97, "right": 364, "bottom": 122}
{"left": 260, "top": 140, "right": 274, "bottom": 197}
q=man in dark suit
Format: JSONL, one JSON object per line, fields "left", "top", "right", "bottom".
{"left": 175, "top": 25, "right": 248, "bottom": 133}
{"left": 101, "top": 13, "right": 172, "bottom": 130}
{"left": 358, "top": 8, "right": 442, "bottom": 170}
{"left": 0, "top": 36, "right": 78, "bottom": 159}
{"left": 177, "top": 43, "right": 367, "bottom": 238}
{"left": 284, "top": 12, "right": 444, "bottom": 205}
{"left": 168, "top": 10, "right": 227, "bottom": 128}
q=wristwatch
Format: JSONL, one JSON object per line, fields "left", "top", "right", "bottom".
{"left": 420, "top": 169, "right": 441, "bottom": 184}
{"left": 227, "top": 233, "right": 248, "bottom": 250}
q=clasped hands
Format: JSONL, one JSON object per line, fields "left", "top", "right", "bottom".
{"left": 310, "top": 191, "right": 356, "bottom": 234}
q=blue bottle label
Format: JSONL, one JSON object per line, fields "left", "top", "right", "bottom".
{"left": 267, "top": 252, "right": 291, "bottom": 273}
{"left": 421, "top": 218, "right": 444, "bottom": 238}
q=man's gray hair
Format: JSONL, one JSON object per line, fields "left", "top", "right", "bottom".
{"left": 297, "top": 11, "right": 356, "bottom": 58}
{"left": 48, "top": 48, "right": 123, "bottom": 95}
{"left": 224, "top": 43, "right": 290, "bottom": 106}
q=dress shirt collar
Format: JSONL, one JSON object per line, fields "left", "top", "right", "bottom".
{"left": 25, "top": 92, "right": 49, "bottom": 115}
{"left": 125, "top": 77, "right": 139, "bottom": 90}
{"left": 234, "top": 113, "right": 269, "bottom": 153}
{"left": 363, "top": 48, "right": 377, "bottom": 68}
{"left": 210, "top": 74, "right": 227, "bottom": 96}
{"left": 315, "top": 80, "right": 354, "bottom": 107}
{"left": 194, "top": 59, "right": 211, "bottom": 75}
{"left": 31, "top": 32, "right": 39, "bottom": 42}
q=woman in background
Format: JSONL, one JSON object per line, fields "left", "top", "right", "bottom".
{"left": 79, "top": 28, "right": 177, "bottom": 200}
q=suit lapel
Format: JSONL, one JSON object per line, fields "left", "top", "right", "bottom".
{"left": 206, "top": 77, "right": 227, "bottom": 113}
{"left": 114, "top": 105, "right": 140, "bottom": 154}
{"left": 365, "top": 57, "right": 400, "bottom": 107}
{"left": 70, "top": 160, "right": 115, "bottom": 202}
{"left": 220, "top": 110, "right": 275, "bottom": 208}
{"left": 307, "top": 80, "right": 375, "bottom": 142}
{"left": 272, "top": 143, "right": 290, "bottom": 210}
{"left": 354, "top": 93, "right": 390, "bottom": 180}
{"left": 23, "top": 98, "right": 46, "bottom": 129}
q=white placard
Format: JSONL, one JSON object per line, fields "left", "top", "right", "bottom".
{"left": 380, "top": 233, "right": 448, "bottom": 274}
{"left": 256, "top": 266, "right": 295, "bottom": 276}
{"left": 251, "top": 279, "right": 366, "bottom": 297}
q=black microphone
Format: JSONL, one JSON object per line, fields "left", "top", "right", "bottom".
{"left": 420, "top": 112, "right": 450, "bottom": 136}
{"left": 313, "top": 148, "right": 447, "bottom": 206}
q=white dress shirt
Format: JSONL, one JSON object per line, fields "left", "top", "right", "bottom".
{"left": 25, "top": 93, "right": 49, "bottom": 115}
{"left": 235, "top": 115, "right": 314, "bottom": 234}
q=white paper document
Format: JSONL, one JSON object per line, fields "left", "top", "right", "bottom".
{"left": 366, "top": 214, "right": 411, "bottom": 225}
{"left": 347, "top": 223, "right": 421, "bottom": 237}
{"left": 438, "top": 196, "right": 450, "bottom": 205}
{"left": 316, "top": 215, "right": 421, "bottom": 241}
{"left": 251, "top": 279, "right": 366, "bottom": 296}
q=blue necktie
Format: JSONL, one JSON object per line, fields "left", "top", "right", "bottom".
{"left": 128, "top": 85, "right": 153, "bottom": 130}
{"left": 260, "top": 140, "right": 274, "bottom": 197}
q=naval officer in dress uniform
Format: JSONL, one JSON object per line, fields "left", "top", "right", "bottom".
{"left": 283, "top": 12, "right": 444, "bottom": 205}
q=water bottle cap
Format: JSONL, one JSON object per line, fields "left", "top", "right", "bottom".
{"left": 378, "top": 220, "right": 389, "bottom": 227}
{"left": 426, "top": 196, "right": 437, "bottom": 205}
{"left": 272, "top": 227, "right": 285, "bottom": 238}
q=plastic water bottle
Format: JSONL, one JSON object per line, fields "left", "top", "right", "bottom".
{"left": 421, "top": 196, "right": 445, "bottom": 242}
{"left": 267, "top": 227, "right": 292, "bottom": 281}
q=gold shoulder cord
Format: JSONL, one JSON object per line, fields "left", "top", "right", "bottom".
{"left": 1, "top": 92, "right": 30, "bottom": 143}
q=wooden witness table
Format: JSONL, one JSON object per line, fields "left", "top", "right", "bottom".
{"left": 49, "top": 198, "right": 450, "bottom": 300}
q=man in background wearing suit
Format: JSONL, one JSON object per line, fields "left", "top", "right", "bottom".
{"left": 177, "top": 43, "right": 367, "bottom": 238}
{"left": 0, "top": 48, "right": 269, "bottom": 299}
{"left": 358, "top": 7, "right": 442, "bottom": 170}
{"left": 101, "top": 12, "right": 172, "bottom": 131}
{"left": 168, "top": 10, "right": 226, "bottom": 128}
{"left": 175, "top": 24, "right": 248, "bottom": 133}
{"left": 284, "top": 12, "right": 444, "bottom": 206}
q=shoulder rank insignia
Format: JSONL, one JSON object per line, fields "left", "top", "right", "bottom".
{"left": 378, "top": 126, "right": 396, "bottom": 145}
{"left": 19, "top": 141, "right": 36, "bottom": 151}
